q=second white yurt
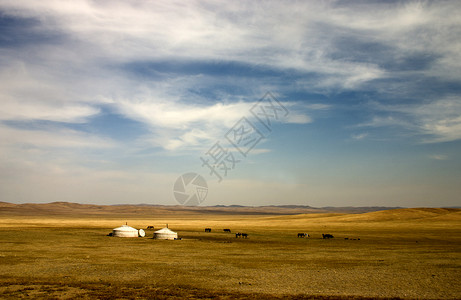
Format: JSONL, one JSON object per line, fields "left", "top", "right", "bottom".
{"left": 153, "top": 227, "right": 178, "bottom": 240}
{"left": 112, "top": 225, "right": 139, "bottom": 237}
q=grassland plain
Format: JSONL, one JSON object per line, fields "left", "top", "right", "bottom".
{"left": 0, "top": 203, "right": 460, "bottom": 299}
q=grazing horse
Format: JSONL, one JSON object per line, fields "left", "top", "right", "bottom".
{"left": 322, "top": 233, "right": 334, "bottom": 239}
{"left": 205, "top": 228, "right": 211, "bottom": 232}
{"left": 236, "top": 232, "right": 248, "bottom": 238}
{"left": 223, "top": 229, "right": 231, "bottom": 233}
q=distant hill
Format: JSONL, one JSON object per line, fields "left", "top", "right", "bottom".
{"left": 332, "top": 207, "right": 461, "bottom": 222}
{"left": 261, "top": 207, "right": 461, "bottom": 224}
{"left": 0, "top": 201, "right": 403, "bottom": 217}
{"left": 1, "top": 202, "right": 459, "bottom": 225}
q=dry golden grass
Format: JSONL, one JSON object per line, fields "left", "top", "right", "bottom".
{"left": 0, "top": 204, "right": 460, "bottom": 299}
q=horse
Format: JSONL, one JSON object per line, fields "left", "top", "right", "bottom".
{"left": 205, "top": 228, "right": 211, "bottom": 232}
{"left": 223, "top": 229, "right": 231, "bottom": 233}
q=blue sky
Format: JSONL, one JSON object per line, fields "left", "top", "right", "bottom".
{"left": 0, "top": 1, "right": 460, "bottom": 207}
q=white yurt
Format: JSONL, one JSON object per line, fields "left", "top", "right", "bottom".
{"left": 112, "top": 225, "right": 139, "bottom": 237}
{"left": 153, "top": 227, "right": 178, "bottom": 240}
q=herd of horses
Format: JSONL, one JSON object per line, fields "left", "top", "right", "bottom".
{"left": 204, "top": 228, "right": 247, "bottom": 238}
{"left": 145, "top": 226, "right": 336, "bottom": 239}
{"left": 203, "top": 228, "right": 335, "bottom": 239}
{"left": 205, "top": 228, "right": 231, "bottom": 233}
{"left": 235, "top": 232, "right": 248, "bottom": 238}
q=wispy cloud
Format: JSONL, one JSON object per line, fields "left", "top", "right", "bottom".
{"left": 117, "top": 96, "right": 314, "bottom": 151}
{"left": 362, "top": 97, "right": 461, "bottom": 143}
{"left": 0, "top": 125, "right": 116, "bottom": 149}
{"left": 1, "top": 0, "right": 459, "bottom": 125}
{"left": 0, "top": 61, "right": 101, "bottom": 123}
{"left": 5, "top": 0, "right": 458, "bottom": 95}
{"left": 351, "top": 133, "right": 368, "bottom": 141}
{"left": 429, "top": 154, "right": 448, "bottom": 160}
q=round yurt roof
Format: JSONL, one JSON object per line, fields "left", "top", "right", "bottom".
{"left": 113, "top": 225, "right": 137, "bottom": 232}
{"left": 153, "top": 227, "right": 178, "bottom": 240}
{"left": 154, "top": 227, "right": 176, "bottom": 234}
{"left": 112, "top": 225, "right": 139, "bottom": 237}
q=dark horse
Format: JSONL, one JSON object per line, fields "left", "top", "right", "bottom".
{"left": 205, "top": 228, "right": 211, "bottom": 232}
{"left": 297, "top": 233, "right": 309, "bottom": 238}
{"left": 322, "top": 233, "right": 334, "bottom": 239}
{"left": 223, "top": 229, "right": 231, "bottom": 233}
{"left": 235, "top": 232, "right": 248, "bottom": 238}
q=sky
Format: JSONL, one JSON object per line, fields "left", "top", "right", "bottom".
{"left": 0, "top": 0, "right": 460, "bottom": 207}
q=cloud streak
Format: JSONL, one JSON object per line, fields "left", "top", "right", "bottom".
{"left": 362, "top": 97, "right": 461, "bottom": 143}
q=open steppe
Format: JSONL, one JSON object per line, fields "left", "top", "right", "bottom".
{"left": 0, "top": 202, "right": 460, "bottom": 299}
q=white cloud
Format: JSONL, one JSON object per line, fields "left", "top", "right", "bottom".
{"left": 304, "top": 103, "right": 331, "bottom": 110}
{"left": 117, "top": 97, "right": 251, "bottom": 130}
{"left": 364, "top": 97, "right": 461, "bottom": 143}
{"left": 0, "top": 1, "right": 403, "bottom": 90}
{"left": 1, "top": 0, "right": 458, "bottom": 128}
{"left": 0, "top": 61, "right": 101, "bottom": 123}
{"left": 0, "top": 99, "right": 100, "bottom": 123}
{"left": 351, "top": 133, "right": 368, "bottom": 141}
{"left": 429, "top": 154, "right": 448, "bottom": 161}
{"left": 286, "top": 113, "right": 312, "bottom": 124}
{"left": 246, "top": 148, "right": 271, "bottom": 155}
{"left": 113, "top": 89, "right": 313, "bottom": 151}
{"left": 0, "top": 125, "right": 116, "bottom": 149}
{"left": 2, "top": 0, "right": 459, "bottom": 86}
